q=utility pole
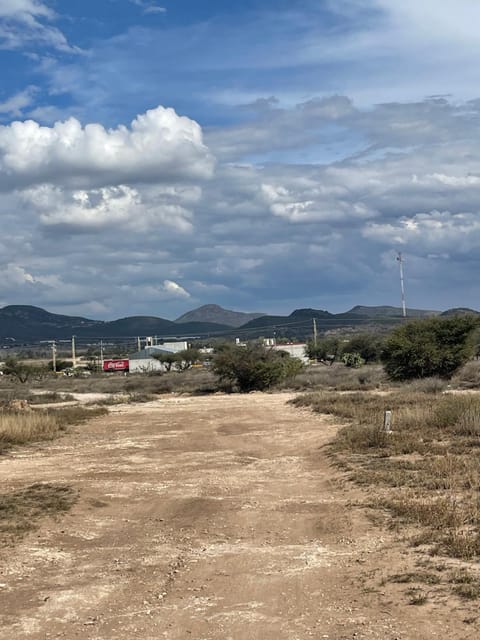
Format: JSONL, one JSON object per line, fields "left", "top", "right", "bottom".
{"left": 100, "top": 340, "right": 104, "bottom": 370}
{"left": 71, "top": 335, "right": 76, "bottom": 368}
{"left": 137, "top": 336, "right": 141, "bottom": 351}
{"left": 396, "top": 251, "right": 407, "bottom": 318}
{"left": 51, "top": 341, "right": 57, "bottom": 373}
{"left": 313, "top": 318, "right": 318, "bottom": 347}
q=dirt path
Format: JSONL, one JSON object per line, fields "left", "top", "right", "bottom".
{"left": 0, "top": 393, "right": 478, "bottom": 639}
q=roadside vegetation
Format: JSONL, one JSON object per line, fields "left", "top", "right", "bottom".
{"left": 0, "top": 483, "right": 77, "bottom": 546}
{"left": 292, "top": 388, "right": 480, "bottom": 596}
{"left": 0, "top": 405, "right": 107, "bottom": 454}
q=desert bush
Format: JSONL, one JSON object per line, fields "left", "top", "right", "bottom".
{"left": 2, "top": 357, "right": 48, "bottom": 384}
{"left": 343, "top": 333, "right": 384, "bottom": 363}
{"left": 341, "top": 352, "right": 365, "bottom": 368}
{"left": 213, "top": 344, "right": 303, "bottom": 392}
{"left": 452, "top": 361, "right": 480, "bottom": 388}
{"left": 125, "top": 368, "right": 217, "bottom": 395}
{"left": 382, "top": 316, "right": 479, "bottom": 380}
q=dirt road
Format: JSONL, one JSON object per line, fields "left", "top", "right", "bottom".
{"left": 0, "top": 393, "right": 478, "bottom": 639}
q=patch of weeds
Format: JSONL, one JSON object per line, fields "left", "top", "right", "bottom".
{"left": 453, "top": 583, "right": 480, "bottom": 600}
{"left": 0, "top": 483, "right": 77, "bottom": 545}
{"left": 405, "top": 587, "right": 429, "bottom": 605}
{"left": 46, "top": 406, "right": 108, "bottom": 427}
{"left": 27, "top": 392, "right": 75, "bottom": 404}
{"left": 127, "top": 392, "right": 157, "bottom": 403}
{"left": 390, "top": 571, "right": 441, "bottom": 585}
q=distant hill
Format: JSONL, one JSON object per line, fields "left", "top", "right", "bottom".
{"left": 176, "top": 304, "right": 265, "bottom": 328}
{"left": 440, "top": 308, "right": 480, "bottom": 317}
{"left": 0, "top": 305, "right": 230, "bottom": 342}
{"left": 347, "top": 305, "right": 439, "bottom": 318}
{"left": 2, "top": 303, "right": 478, "bottom": 344}
{"left": 0, "top": 305, "right": 103, "bottom": 341}
{"left": 237, "top": 305, "right": 447, "bottom": 339}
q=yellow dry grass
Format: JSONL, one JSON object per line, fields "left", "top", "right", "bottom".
{"left": 0, "top": 411, "right": 59, "bottom": 448}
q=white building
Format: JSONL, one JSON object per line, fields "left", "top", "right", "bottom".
{"left": 273, "top": 343, "right": 309, "bottom": 363}
{"left": 128, "top": 342, "right": 188, "bottom": 374}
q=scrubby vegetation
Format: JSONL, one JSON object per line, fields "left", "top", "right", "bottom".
{"left": 212, "top": 343, "right": 304, "bottom": 392}
{"left": 293, "top": 390, "right": 480, "bottom": 562}
{"left": 0, "top": 405, "right": 107, "bottom": 453}
{"left": 381, "top": 315, "right": 479, "bottom": 380}
{"left": 0, "top": 483, "right": 77, "bottom": 545}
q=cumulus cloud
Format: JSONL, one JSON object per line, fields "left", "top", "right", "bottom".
{"left": 0, "top": 106, "right": 215, "bottom": 190}
{"left": 4, "top": 94, "right": 480, "bottom": 317}
{"left": 162, "top": 280, "right": 190, "bottom": 298}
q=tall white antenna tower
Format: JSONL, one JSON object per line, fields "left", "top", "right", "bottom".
{"left": 396, "top": 251, "right": 407, "bottom": 318}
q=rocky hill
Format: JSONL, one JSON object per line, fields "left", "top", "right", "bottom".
{"left": 176, "top": 304, "right": 265, "bottom": 328}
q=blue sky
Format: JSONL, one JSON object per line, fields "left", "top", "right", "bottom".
{"left": 1, "top": 0, "right": 480, "bottom": 318}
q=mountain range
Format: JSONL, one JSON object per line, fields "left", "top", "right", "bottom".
{"left": 0, "top": 304, "right": 478, "bottom": 344}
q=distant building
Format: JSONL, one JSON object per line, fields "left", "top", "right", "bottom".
{"left": 273, "top": 343, "right": 309, "bottom": 363}
{"left": 128, "top": 342, "right": 188, "bottom": 374}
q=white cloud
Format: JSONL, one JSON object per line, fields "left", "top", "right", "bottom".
{"left": 0, "top": 85, "right": 38, "bottom": 117}
{"left": 2, "top": 262, "right": 35, "bottom": 286}
{"left": 3, "top": 96, "right": 480, "bottom": 316}
{"left": 130, "top": 0, "right": 166, "bottom": 14}
{"left": 21, "top": 183, "right": 196, "bottom": 232}
{"left": 163, "top": 280, "right": 190, "bottom": 298}
{"left": 364, "top": 211, "right": 480, "bottom": 254}
{"left": 0, "top": 0, "right": 74, "bottom": 51}
{"left": 0, "top": 105, "right": 214, "bottom": 190}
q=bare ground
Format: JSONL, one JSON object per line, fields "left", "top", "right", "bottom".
{"left": 0, "top": 393, "right": 478, "bottom": 639}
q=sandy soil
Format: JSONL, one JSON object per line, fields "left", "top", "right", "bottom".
{"left": 0, "top": 392, "right": 478, "bottom": 639}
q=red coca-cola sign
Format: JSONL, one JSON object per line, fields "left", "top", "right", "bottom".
{"left": 103, "top": 359, "right": 129, "bottom": 372}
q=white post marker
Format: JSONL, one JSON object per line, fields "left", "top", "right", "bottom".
{"left": 383, "top": 410, "right": 392, "bottom": 434}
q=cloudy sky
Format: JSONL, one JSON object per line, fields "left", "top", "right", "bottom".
{"left": 0, "top": 0, "right": 479, "bottom": 319}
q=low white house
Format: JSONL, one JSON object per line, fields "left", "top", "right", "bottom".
{"left": 129, "top": 342, "right": 188, "bottom": 374}
{"left": 273, "top": 343, "right": 309, "bottom": 363}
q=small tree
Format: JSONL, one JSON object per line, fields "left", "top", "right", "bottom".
{"left": 343, "top": 333, "right": 383, "bottom": 363}
{"left": 48, "top": 359, "right": 73, "bottom": 372}
{"left": 175, "top": 348, "right": 200, "bottom": 371}
{"left": 212, "top": 344, "right": 303, "bottom": 392}
{"left": 2, "top": 357, "right": 47, "bottom": 383}
{"left": 306, "top": 337, "right": 340, "bottom": 365}
{"left": 381, "top": 316, "right": 479, "bottom": 380}
{"left": 152, "top": 352, "right": 177, "bottom": 372}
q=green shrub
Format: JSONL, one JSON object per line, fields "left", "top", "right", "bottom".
{"left": 342, "top": 352, "right": 365, "bottom": 368}
{"left": 212, "top": 344, "right": 303, "bottom": 392}
{"left": 381, "top": 316, "right": 479, "bottom": 380}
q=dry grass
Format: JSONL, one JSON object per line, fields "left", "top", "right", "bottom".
{"left": 293, "top": 389, "right": 480, "bottom": 572}
{"left": 0, "top": 412, "right": 59, "bottom": 450}
{"left": 0, "top": 483, "right": 77, "bottom": 545}
{"left": 279, "top": 363, "right": 387, "bottom": 391}
{"left": 0, "top": 405, "right": 107, "bottom": 453}
{"left": 452, "top": 360, "right": 480, "bottom": 388}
